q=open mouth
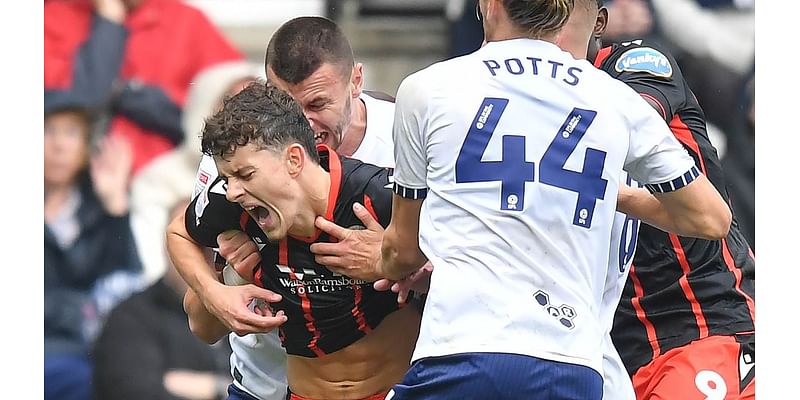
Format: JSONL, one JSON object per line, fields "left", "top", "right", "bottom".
{"left": 244, "top": 205, "right": 272, "bottom": 228}
{"left": 314, "top": 131, "right": 329, "bottom": 144}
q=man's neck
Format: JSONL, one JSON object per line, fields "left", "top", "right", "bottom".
{"left": 336, "top": 98, "right": 367, "bottom": 157}
{"left": 486, "top": 23, "right": 560, "bottom": 45}
{"left": 287, "top": 164, "right": 332, "bottom": 238}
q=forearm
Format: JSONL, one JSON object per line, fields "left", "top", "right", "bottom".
{"left": 183, "top": 288, "right": 230, "bottom": 343}
{"left": 71, "top": 14, "right": 127, "bottom": 106}
{"left": 380, "top": 224, "right": 428, "bottom": 281}
{"left": 617, "top": 185, "right": 674, "bottom": 232}
{"left": 617, "top": 177, "right": 731, "bottom": 239}
{"left": 166, "top": 213, "right": 222, "bottom": 299}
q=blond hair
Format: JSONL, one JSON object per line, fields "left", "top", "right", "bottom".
{"left": 502, "top": 0, "right": 574, "bottom": 38}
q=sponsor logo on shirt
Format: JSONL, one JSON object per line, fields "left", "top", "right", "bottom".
{"left": 533, "top": 290, "right": 577, "bottom": 330}
{"left": 274, "top": 264, "right": 368, "bottom": 295}
{"left": 615, "top": 47, "right": 673, "bottom": 78}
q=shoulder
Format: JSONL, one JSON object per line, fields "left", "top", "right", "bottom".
{"left": 398, "top": 59, "right": 456, "bottom": 94}
{"left": 341, "top": 157, "right": 391, "bottom": 187}
{"left": 601, "top": 40, "right": 677, "bottom": 80}
{"left": 360, "top": 91, "right": 396, "bottom": 129}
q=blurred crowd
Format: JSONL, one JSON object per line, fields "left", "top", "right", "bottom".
{"left": 43, "top": 0, "right": 754, "bottom": 399}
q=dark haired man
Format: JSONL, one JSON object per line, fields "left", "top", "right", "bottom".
{"left": 170, "top": 82, "right": 418, "bottom": 400}
{"left": 167, "top": 16, "right": 398, "bottom": 400}
{"left": 559, "top": 1, "right": 756, "bottom": 399}
{"left": 264, "top": 16, "right": 394, "bottom": 166}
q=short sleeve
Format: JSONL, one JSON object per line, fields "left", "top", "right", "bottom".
{"left": 184, "top": 175, "right": 242, "bottom": 248}
{"left": 622, "top": 89, "right": 697, "bottom": 191}
{"left": 392, "top": 73, "right": 429, "bottom": 200}
{"left": 191, "top": 155, "right": 219, "bottom": 199}
{"left": 608, "top": 45, "right": 687, "bottom": 122}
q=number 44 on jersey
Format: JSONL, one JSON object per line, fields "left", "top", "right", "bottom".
{"left": 455, "top": 97, "right": 608, "bottom": 229}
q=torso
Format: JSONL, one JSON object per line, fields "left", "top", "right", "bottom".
{"left": 287, "top": 305, "right": 419, "bottom": 398}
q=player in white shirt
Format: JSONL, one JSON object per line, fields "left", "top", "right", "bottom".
{"left": 372, "top": 0, "right": 732, "bottom": 398}
{"left": 167, "top": 17, "right": 395, "bottom": 400}
{"left": 557, "top": 0, "right": 637, "bottom": 398}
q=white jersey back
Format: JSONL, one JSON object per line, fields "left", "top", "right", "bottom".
{"left": 191, "top": 91, "right": 396, "bottom": 399}
{"left": 392, "top": 38, "right": 696, "bottom": 374}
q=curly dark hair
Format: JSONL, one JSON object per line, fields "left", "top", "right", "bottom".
{"left": 201, "top": 81, "right": 320, "bottom": 164}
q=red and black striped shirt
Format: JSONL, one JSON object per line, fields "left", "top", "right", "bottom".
{"left": 594, "top": 41, "right": 756, "bottom": 375}
{"left": 185, "top": 146, "right": 400, "bottom": 357}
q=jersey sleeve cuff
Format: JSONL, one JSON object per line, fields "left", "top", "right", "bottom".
{"left": 645, "top": 165, "right": 700, "bottom": 194}
{"left": 393, "top": 183, "right": 428, "bottom": 200}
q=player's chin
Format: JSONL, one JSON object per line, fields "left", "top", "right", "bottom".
{"left": 264, "top": 224, "right": 287, "bottom": 242}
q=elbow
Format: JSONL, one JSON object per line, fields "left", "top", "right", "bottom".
{"left": 183, "top": 290, "right": 225, "bottom": 344}
{"left": 704, "top": 205, "right": 732, "bottom": 240}
{"left": 187, "top": 318, "right": 224, "bottom": 344}
{"left": 688, "top": 204, "right": 732, "bottom": 240}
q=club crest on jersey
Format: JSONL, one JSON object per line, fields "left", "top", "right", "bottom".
{"left": 615, "top": 47, "right": 673, "bottom": 78}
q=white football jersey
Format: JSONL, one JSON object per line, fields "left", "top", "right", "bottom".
{"left": 190, "top": 91, "right": 396, "bottom": 399}
{"left": 351, "top": 92, "right": 397, "bottom": 168}
{"left": 392, "top": 38, "right": 696, "bottom": 374}
{"left": 601, "top": 174, "right": 641, "bottom": 400}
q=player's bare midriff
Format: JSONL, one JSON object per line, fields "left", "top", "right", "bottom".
{"left": 286, "top": 306, "right": 421, "bottom": 399}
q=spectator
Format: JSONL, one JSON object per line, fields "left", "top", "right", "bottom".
{"left": 44, "top": 96, "right": 143, "bottom": 400}
{"left": 130, "top": 61, "right": 262, "bottom": 283}
{"left": 44, "top": 0, "right": 243, "bottom": 176}
{"left": 93, "top": 199, "right": 233, "bottom": 400}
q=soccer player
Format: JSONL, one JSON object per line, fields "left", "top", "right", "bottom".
{"left": 371, "top": 0, "right": 731, "bottom": 398}
{"left": 167, "top": 16, "right": 396, "bottom": 400}
{"left": 561, "top": 1, "right": 756, "bottom": 399}
{"left": 180, "top": 82, "right": 419, "bottom": 400}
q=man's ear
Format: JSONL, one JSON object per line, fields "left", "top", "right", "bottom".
{"left": 351, "top": 63, "right": 364, "bottom": 99}
{"left": 286, "top": 144, "right": 306, "bottom": 178}
{"left": 595, "top": 7, "right": 609, "bottom": 37}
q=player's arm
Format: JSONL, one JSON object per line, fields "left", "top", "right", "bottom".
{"left": 380, "top": 195, "right": 427, "bottom": 281}
{"left": 167, "top": 180, "right": 286, "bottom": 337}
{"left": 380, "top": 72, "right": 430, "bottom": 281}
{"left": 617, "top": 179, "right": 729, "bottom": 239}
{"left": 622, "top": 93, "right": 731, "bottom": 239}
{"left": 182, "top": 296, "right": 225, "bottom": 346}
{"left": 183, "top": 285, "right": 230, "bottom": 344}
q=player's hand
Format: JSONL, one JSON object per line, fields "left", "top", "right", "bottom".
{"left": 374, "top": 261, "right": 433, "bottom": 304}
{"left": 201, "top": 282, "right": 287, "bottom": 336}
{"left": 217, "top": 230, "right": 261, "bottom": 282}
{"left": 310, "top": 202, "right": 384, "bottom": 281}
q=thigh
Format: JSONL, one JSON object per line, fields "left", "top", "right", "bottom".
{"left": 632, "top": 334, "right": 755, "bottom": 400}
{"left": 388, "top": 352, "right": 602, "bottom": 400}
